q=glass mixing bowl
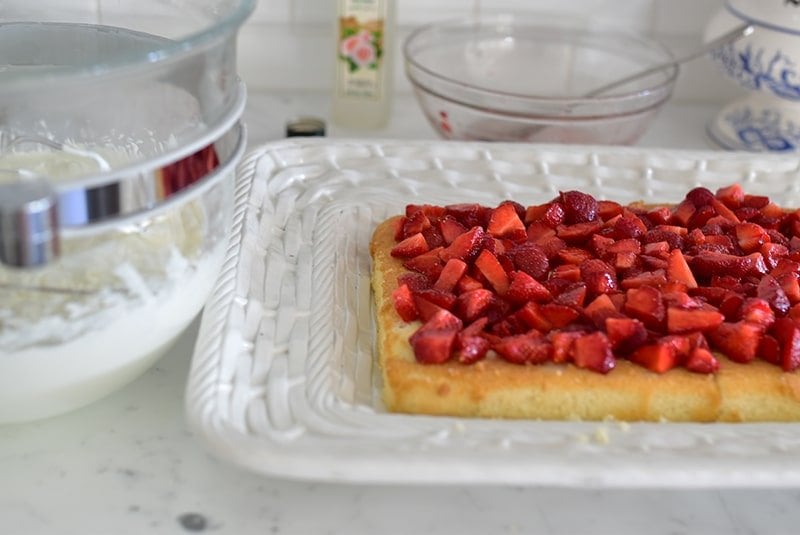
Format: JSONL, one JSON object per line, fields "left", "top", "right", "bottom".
{"left": 404, "top": 15, "right": 678, "bottom": 145}
{"left": 0, "top": 0, "right": 254, "bottom": 423}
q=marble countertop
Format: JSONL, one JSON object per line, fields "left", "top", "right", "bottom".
{"left": 3, "top": 90, "right": 800, "bottom": 535}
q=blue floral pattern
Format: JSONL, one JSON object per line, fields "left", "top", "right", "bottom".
{"left": 711, "top": 43, "right": 800, "bottom": 100}
{"left": 724, "top": 106, "right": 800, "bottom": 151}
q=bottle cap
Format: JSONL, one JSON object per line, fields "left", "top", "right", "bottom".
{"left": 285, "top": 117, "right": 326, "bottom": 137}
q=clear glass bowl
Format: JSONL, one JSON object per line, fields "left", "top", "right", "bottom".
{"left": 0, "top": 0, "right": 253, "bottom": 423}
{"left": 404, "top": 15, "right": 678, "bottom": 144}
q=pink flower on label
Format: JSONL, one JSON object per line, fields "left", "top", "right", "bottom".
{"left": 357, "top": 29, "right": 373, "bottom": 42}
{"left": 351, "top": 41, "right": 377, "bottom": 67}
{"left": 340, "top": 34, "right": 363, "bottom": 56}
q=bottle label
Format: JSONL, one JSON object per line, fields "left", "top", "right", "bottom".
{"left": 336, "top": 0, "right": 386, "bottom": 101}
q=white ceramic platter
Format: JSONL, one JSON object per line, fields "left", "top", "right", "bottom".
{"left": 186, "top": 139, "right": 800, "bottom": 487}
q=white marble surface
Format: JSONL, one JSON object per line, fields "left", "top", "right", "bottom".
{"left": 3, "top": 90, "right": 800, "bottom": 535}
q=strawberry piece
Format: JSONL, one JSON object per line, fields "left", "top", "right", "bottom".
{"left": 661, "top": 334, "right": 692, "bottom": 361}
{"left": 439, "top": 215, "right": 467, "bottom": 245}
{"left": 777, "top": 273, "right": 800, "bottom": 304}
{"left": 614, "top": 252, "right": 638, "bottom": 270}
{"left": 543, "top": 277, "right": 573, "bottom": 298}
{"left": 403, "top": 243, "right": 444, "bottom": 274}
{"left": 688, "top": 286, "right": 729, "bottom": 306}
{"left": 571, "top": 332, "right": 615, "bottom": 374}
{"left": 413, "top": 296, "right": 445, "bottom": 322}
{"left": 524, "top": 203, "right": 549, "bottom": 225}
{"left": 505, "top": 270, "right": 552, "bottom": 304}
{"left": 772, "top": 258, "right": 800, "bottom": 278}
{"left": 759, "top": 334, "right": 782, "bottom": 366}
{"left": 620, "top": 269, "right": 668, "bottom": 290}
{"left": 391, "top": 232, "right": 429, "bottom": 258}
{"left": 630, "top": 343, "right": 678, "bottom": 373}
{"left": 410, "top": 330, "right": 457, "bottom": 364}
{"left": 558, "top": 247, "right": 594, "bottom": 265}
{"left": 757, "top": 274, "right": 790, "bottom": 316}
{"left": 433, "top": 258, "right": 468, "bottom": 293}
{"left": 539, "top": 303, "right": 581, "bottom": 329}
{"left": 487, "top": 202, "right": 526, "bottom": 239}
{"left": 560, "top": 190, "right": 598, "bottom": 224}
{"left": 666, "top": 307, "right": 724, "bottom": 333}
{"left": 440, "top": 226, "right": 486, "bottom": 263}
{"left": 551, "top": 265, "right": 582, "bottom": 284}
{"left": 662, "top": 290, "right": 700, "bottom": 309}
{"left": 772, "top": 318, "right": 800, "bottom": 371}
{"left": 666, "top": 249, "right": 698, "bottom": 288}
{"left": 414, "top": 288, "right": 456, "bottom": 310}
{"left": 761, "top": 242, "right": 789, "bottom": 270}
{"left": 445, "top": 203, "right": 489, "bottom": 228}
{"left": 690, "top": 252, "right": 768, "bottom": 279}
{"left": 605, "top": 317, "right": 647, "bottom": 353}
{"left": 518, "top": 302, "right": 552, "bottom": 331}
{"left": 493, "top": 333, "right": 551, "bottom": 364}
{"left": 456, "top": 274, "right": 484, "bottom": 293}
{"left": 527, "top": 221, "right": 556, "bottom": 241}
{"left": 718, "top": 292, "right": 745, "bottom": 321}
{"left": 671, "top": 200, "right": 699, "bottom": 226}
{"left": 735, "top": 222, "right": 770, "bottom": 253}
{"left": 743, "top": 194, "right": 770, "bottom": 209}
{"left": 397, "top": 272, "right": 430, "bottom": 292}
{"left": 555, "top": 283, "right": 587, "bottom": 307}
{"left": 402, "top": 210, "right": 432, "bottom": 238}
{"left": 642, "top": 241, "right": 670, "bottom": 256}
{"left": 539, "top": 202, "right": 566, "bottom": 228}
{"left": 550, "top": 331, "right": 583, "bottom": 363}
{"left": 640, "top": 255, "right": 668, "bottom": 271}
{"left": 688, "top": 205, "right": 717, "bottom": 229}
{"left": 685, "top": 347, "right": 720, "bottom": 374}
{"left": 716, "top": 184, "right": 745, "bottom": 208}
{"left": 762, "top": 201, "right": 785, "bottom": 218}
{"left": 590, "top": 234, "right": 616, "bottom": 256}
{"left": 709, "top": 321, "right": 763, "bottom": 363}
{"left": 584, "top": 294, "right": 622, "bottom": 327}
{"left": 711, "top": 198, "right": 741, "bottom": 223}
{"left": 662, "top": 281, "right": 690, "bottom": 295}
{"left": 422, "top": 226, "right": 444, "bottom": 248}
{"left": 456, "top": 333, "right": 491, "bottom": 364}
{"left": 455, "top": 288, "right": 494, "bottom": 323}
{"left": 624, "top": 286, "right": 665, "bottom": 329}
{"left": 606, "top": 238, "right": 642, "bottom": 255}
{"left": 739, "top": 297, "right": 776, "bottom": 328}
{"left": 655, "top": 224, "right": 688, "bottom": 237}
{"left": 556, "top": 221, "right": 603, "bottom": 243}
{"left": 536, "top": 236, "right": 568, "bottom": 260}
{"left": 409, "top": 309, "right": 463, "bottom": 364}
{"left": 686, "top": 186, "right": 716, "bottom": 208}
{"left": 648, "top": 206, "right": 673, "bottom": 226}
{"left": 406, "top": 204, "right": 446, "bottom": 218}
{"left": 580, "top": 258, "right": 618, "bottom": 295}
{"left": 475, "top": 249, "right": 510, "bottom": 295}
{"left": 597, "top": 200, "right": 623, "bottom": 220}
{"left": 392, "top": 284, "right": 418, "bottom": 322}
{"left": 509, "top": 242, "right": 549, "bottom": 279}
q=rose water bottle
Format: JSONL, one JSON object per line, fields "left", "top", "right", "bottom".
{"left": 331, "top": 0, "right": 394, "bottom": 129}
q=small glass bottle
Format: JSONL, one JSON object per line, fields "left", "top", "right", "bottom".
{"left": 331, "top": 0, "right": 394, "bottom": 129}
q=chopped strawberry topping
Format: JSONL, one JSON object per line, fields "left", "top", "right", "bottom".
{"left": 388, "top": 185, "right": 800, "bottom": 374}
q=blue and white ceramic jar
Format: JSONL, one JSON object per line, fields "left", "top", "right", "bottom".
{"left": 705, "top": 0, "right": 800, "bottom": 151}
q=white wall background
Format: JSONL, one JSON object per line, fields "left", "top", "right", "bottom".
{"left": 237, "top": 0, "right": 739, "bottom": 104}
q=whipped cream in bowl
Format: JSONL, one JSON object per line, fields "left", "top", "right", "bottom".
{"left": 0, "top": 123, "right": 244, "bottom": 423}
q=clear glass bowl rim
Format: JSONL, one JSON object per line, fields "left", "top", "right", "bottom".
{"left": 403, "top": 14, "right": 679, "bottom": 109}
{"left": 0, "top": 0, "right": 256, "bottom": 86}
